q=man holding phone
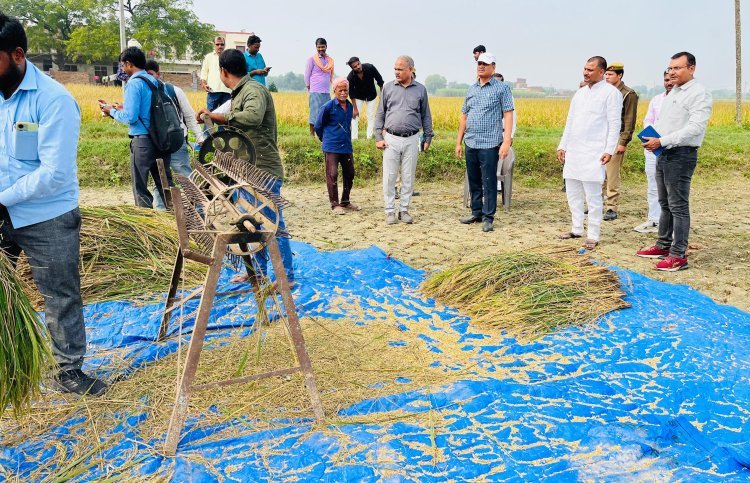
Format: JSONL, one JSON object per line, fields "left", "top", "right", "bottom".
{"left": 200, "top": 36, "right": 232, "bottom": 110}
{"left": 244, "top": 35, "right": 270, "bottom": 85}
{"left": 0, "top": 12, "right": 107, "bottom": 396}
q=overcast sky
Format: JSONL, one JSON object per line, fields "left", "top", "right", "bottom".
{"left": 193, "top": 0, "right": 749, "bottom": 91}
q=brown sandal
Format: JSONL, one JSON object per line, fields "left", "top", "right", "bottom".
{"left": 558, "top": 232, "right": 583, "bottom": 240}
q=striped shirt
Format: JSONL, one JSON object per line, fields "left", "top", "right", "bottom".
{"left": 461, "top": 77, "right": 515, "bottom": 149}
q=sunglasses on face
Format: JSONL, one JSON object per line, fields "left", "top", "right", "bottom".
{"left": 215, "top": 43, "right": 225, "bottom": 46}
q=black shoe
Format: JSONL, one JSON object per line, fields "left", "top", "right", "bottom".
{"left": 412, "top": 191, "right": 420, "bottom": 196}
{"left": 51, "top": 369, "right": 108, "bottom": 397}
{"left": 603, "top": 209, "right": 618, "bottom": 221}
{"left": 460, "top": 215, "right": 482, "bottom": 224}
{"left": 482, "top": 220, "right": 494, "bottom": 232}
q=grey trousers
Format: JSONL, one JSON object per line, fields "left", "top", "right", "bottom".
{"left": 0, "top": 207, "right": 85, "bottom": 372}
{"left": 382, "top": 132, "right": 420, "bottom": 214}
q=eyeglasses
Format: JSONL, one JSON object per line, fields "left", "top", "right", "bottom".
{"left": 666, "top": 65, "right": 689, "bottom": 72}
{"left": 477, "top": 62, "right": 489, "bottom": 66}
{"left": 215, "top": 43, "right": 225, "bottom": 46}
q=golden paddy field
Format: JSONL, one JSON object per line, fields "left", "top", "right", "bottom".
{"left": 69, "top": 84, "right": 748, "bottom": 130}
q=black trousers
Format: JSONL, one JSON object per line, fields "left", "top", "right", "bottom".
{"left": 129, "top": 136, "right": 173, "bottom": 208}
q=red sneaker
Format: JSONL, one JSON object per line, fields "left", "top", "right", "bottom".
{"left": 655, "top": 255, "right": 688, "bottom": 272}
{"left": 636, "top": 246, "right": 670, "bottom": 259}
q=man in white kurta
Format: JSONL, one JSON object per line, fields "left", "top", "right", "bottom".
{"left": 557, "top": 57, "right": 622, "bottom": 247}
{"left": 633, "top": 71, "right": 672, "bottom": 233}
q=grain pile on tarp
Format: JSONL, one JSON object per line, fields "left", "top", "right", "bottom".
{"left": 2, "top": 242, "right": 749, "bottom": 480}
{"left": 18, "top": 206, "right": 205, "bottom": 306}
{"left": 422, "top": 246, "right": 629, "bottom": 339}
{"left": 0, "top": 253, "right": 53, "bottom": 419}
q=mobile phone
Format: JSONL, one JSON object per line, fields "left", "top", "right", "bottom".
{"left": 15, "top": 122, "right": 39, "bottom": 132}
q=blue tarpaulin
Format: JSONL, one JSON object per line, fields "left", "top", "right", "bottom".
{"left": 1, "top": 241, "right": 749, "bottom": 481}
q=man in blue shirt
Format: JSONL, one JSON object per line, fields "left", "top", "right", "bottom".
{"left": 455, "top": 53, "right": 514, "bottom": 232}
{"left": 100, "top": 47, "right": 173, "bottom": 207}
{"left": 244, "top": 35, "right": 270, "bottom": 86}
{"left": 314, "top": 77, "right": 360, "bottom": 214}
{"left": 0, "top": 12, "right": 106, "bottom": 396}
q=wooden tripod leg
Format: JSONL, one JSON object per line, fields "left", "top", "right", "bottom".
{"left": 266, "top": 237, "right": 325, "bottom": 421}
{"left": 158, "top": 250, "right": 185, "bottom": 341}
{"left": 163, "top": 238, "right": 226, "bottom": 456}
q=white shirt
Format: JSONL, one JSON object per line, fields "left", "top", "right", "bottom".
{"left": 200, "top": 51, "right": 232, "bottom": 94}
{"left": 172, "top": 84, "right": 205, "bottom": 142}
{"left": 643, "top": 91, "right": 666, "bottom": 159}
{"left": 558, "top": 80, "right": 623, "bottom": 182}
{"left": 655, "top": 79, "right": 712, "bottom": 149}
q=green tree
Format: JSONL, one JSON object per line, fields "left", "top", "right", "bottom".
{"left": 424, "top": 74, "right": 447, "bottom": 94}
{"left": 3, "top": 0, "right": 215, "bottom": 67}
{"left": 117, "top": 0, "right": 215, "bottom": 62}
{"left": 268, "top": 82, "right": 278, "bottom": 92}
{"left": 4, "top": 0, "right": 96, "bottom": 68}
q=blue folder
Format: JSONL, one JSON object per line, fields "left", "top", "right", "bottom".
{"left": 637, "top": 125, "right": 665, "bottom": 156}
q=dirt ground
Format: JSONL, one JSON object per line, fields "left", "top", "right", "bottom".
{"left": 81, "top": 177, "right": 750, "bottom": 312}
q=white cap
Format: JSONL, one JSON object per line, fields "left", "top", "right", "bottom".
{"left": 127, "top": 38, "right": 143, "bottom": 50}
{"left": 477, "top": 52, "right": 496, "bottom": 64}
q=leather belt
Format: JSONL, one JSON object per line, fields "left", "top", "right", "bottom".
{"left": 386, "top": 129, "right": 419, "bottom": 138}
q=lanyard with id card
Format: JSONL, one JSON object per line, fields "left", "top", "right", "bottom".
{"left": 13, "top": 121, "right": 39, "bottom": 160}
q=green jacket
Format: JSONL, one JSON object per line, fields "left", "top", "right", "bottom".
{"left": 617, "top": 82, "right": 639, "bottom": 147}
{"left": 225, "top": 75, "right": 283, "bottom": 179}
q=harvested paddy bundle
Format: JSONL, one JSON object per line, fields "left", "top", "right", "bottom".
{"left": 422, "top": 246, "right": 629, "bottom": 340}
{"left": 19, "top": 206, "right": 205, "bottom": 306}
{"left": 0, "top": 253, "right": 54, "bottom": 418}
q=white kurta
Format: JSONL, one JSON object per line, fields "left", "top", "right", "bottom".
{"left": 643, "top": 92, "right": 667, "bottom": 162}
{"left": 558, "top": 80, "right": 622, "bottom": 182}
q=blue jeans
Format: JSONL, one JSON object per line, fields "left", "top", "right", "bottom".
{"left": 153, "top": 141, "right": 190, "bottom": 210}
{"left": 240, "top": 178, "right": 294, "bottom": 282}
{"left": 0, "top": 207, "right": 85, "bottom": 372}
{"left": 465, "top": 146, "right": 499, "bottom": 222}
{"left": 655, "top": 146, "right": 698, "bottom": 258}
{"left": 207, "top": 91, "right": 231, "bottom": 111}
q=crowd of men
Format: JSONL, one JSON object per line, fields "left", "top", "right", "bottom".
{"left": 0, "top": 8, "right": 713, "bottom": 398}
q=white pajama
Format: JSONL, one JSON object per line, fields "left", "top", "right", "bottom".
{"left": 351, "top": 98, "right": 378, "bottom": 140}
{"left": 644, "top": 150, "right": 661, "bottom": 223}
{"left": 382, "top": 132, "right": 419, "bottom": 214}
{"left": 642, "top": 93, "right": 667, "bottom": 225}
{"left": 565, "top": 179, "right": 603, "bottom": 242}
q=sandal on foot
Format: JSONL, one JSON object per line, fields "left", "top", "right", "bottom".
{"left": 583, "top": 239, "right": 599, "bottom": 251}
{"left": 558, "top": 232, "right": 583, "bottom": 240}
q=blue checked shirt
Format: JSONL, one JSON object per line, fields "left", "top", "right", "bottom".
{"left": 461, "top": 77, "right": 515, "bottom": 149}
{"left": 0, "top": 62, "right": 81, "bottom": 228}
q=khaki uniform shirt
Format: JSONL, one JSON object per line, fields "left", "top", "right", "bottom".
{"left": 617, "top": 82, "right": 638, "bottom": 146}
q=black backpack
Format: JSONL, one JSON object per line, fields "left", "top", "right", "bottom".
{"left": 135, "top": 76, "right": 184, "bottom": 154}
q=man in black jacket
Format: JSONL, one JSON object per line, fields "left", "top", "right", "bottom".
{"left": 346, "top": 56, "right": 384, "bottom": 140}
